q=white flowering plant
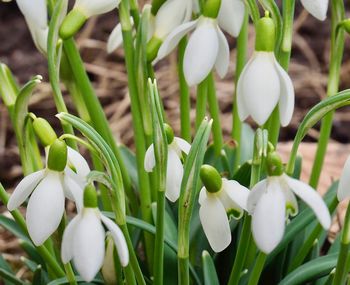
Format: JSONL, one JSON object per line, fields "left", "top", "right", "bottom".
{"left": 1, "top": 0, "right": 350, "bottom": 284}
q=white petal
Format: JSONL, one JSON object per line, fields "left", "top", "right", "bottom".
{"left": 28, "top": 24, "right": 48, "bottom": 54}
{"left": 237, "top": 56, "right": 255, "bottom": 121}
{"left": 338, "top": 155, "right": 350, "bottom": 201}
{"left": 107, "top": 23, "right": 123, "bottom": 53}
{"left": 198, "top": 187, "right": 207, "bottom": 205}
{"left": 184, "top": 19, "right": 219, "bottom": 86}
{"left": 63, "top": 174, "right": 84, "bottom": 211}
{"left": 284, "top": 188, "right": 298, "bottom": 217}
{"left": 174, "top": 137, "right": 191, "bottom": 154}
{"left": 144, "top": 144, "right": 155, "bottom": 172}
{"left": 67, "top": 147, "right": 90, "bottom": 178}
{"left": 100, "top": 215, "right": 129, "bottom": 267}
{"left": 218, "top": 0, "right": 245, "bottom": 37}
{"left": 199, "top": 194, "right": 231, "bottom": 252}
{"left": 247, "top": 179, "right": 267, "bottom": 214}
{"left": 7, "top": 170, "right": 45, "bottom": 211}
{"left": 238, "top": 52, "right": 280, "bottom": 125}
{"left": 154, "top": 0, "right": 192, "bottom": 39}
{"left": 251, "top": 179, "right": 286, "bottom": 254}
{"left": 274, "top": 58, "right": 295, "bottom": 127}
{"left": 61, "top": 215, "right": 81, "bottom": 263}
{"left": 73, "top": 209, "right": 105, "bottom": 282}
{"left": 301, "top": 0, "right": 328, "bottom": 21}
{"left": 157, "top": 20, "right": 198, "bottom": 60}
{"left": 16, "top": 0, "right": 47, "bottom": 28}
{"left": 75, "top": 0, "right": 121, "bottom": 17}
{"left": 286, "top": 175, "right": 331, "bottom": 230}
{"left": 26, "top": 171, "right": 65, "bottom": 246}
{"left": 165, "top": 149, "right": 183, "bottom": 202}
{"left": 215, "top": 28, "right": 230, "bottom": 78}
{"left": 222, "top": 178, "right": 250, "bottom": 211}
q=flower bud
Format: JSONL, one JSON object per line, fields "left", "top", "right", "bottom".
{"left": 255, "top": 12, "right": 275, "bottom": 52}
{"left": 33, "top": 118, "right": 58, "bottom": 147}
{"left": 203, "top": 0, "right": 222, "bottom": 19}
{"left": 59, "top": 9, "right": 87, "bottom": 39}
{"left": 266, "top": 151, "right": 284, "bottom": 176}
{"left": 83, "top": 184, "right": 98, "bottom": 208}
{"left": 164, "top": 123, "right": 174, "bottom": 144}
{"left": 47, "top": 139, "right": 68, "bottom": 172}
{"left": 147, "top": 36, "right": 163, "bottom": 62}
{"left": 0, "top": 63, "right": 18, "bottom": 107}
{"left": 101, "top": 234, "right": 117, "bottom": 284}
{"left": 200, "top": 164, "right": 222, "bottom": 193}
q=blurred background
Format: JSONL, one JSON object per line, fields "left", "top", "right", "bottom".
{"left": 1, "top": 1, "right": 350, "bottom": 276}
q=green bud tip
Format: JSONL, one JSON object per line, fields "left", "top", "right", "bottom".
{"left": 255, "top": 11, "right": 276, "bottom": 52}
{"left": 340, "top": 19, "right": 350, "bottom": 34}
{"left": 33, "top": 117, "right": 58, "bottom": 147}
{"left": 47, "top": 139, "right": 67, "bottom": 172}
{"left": 266, "top": 151, "right": 284, "bottom": 176}
{"left": 200, "top": 164, "right": 222, "bottom": 193}
{"left": 59, "top": 9, "right": 87, "bottom": 40}
{"left": 83, "top": 184, "right": 98, "bottom": 208}
{"left": 203, "top": 0, "right": 222, "bottom": 19}
{"left": 164, "top": 123, "right": 174, "bottom": 144}
{"left": 146, "top": 36, "right": 163, "bottom": 62}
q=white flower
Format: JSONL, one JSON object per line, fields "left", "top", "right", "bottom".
{"left": 61, "top": 208, "right": 129, "bottom": 282}
{"left": 144, "top": 137, "right": 191, "bottom": 202}
{"left": 301, "top": 0, "right": 328, "bottom": 21}
{"left": 7, "top": 146, "right": 89, "bottom": 246}
{"left": 237, "top": 51, "right": 294, "bottom": 126}
{"left": 337, "top": 155, "right": 350, "bottom": 201}
{"left": 248, "top": 174, "right": 331, "bottom": 254}
{"left": 199, "top": 178, "right": 249, "bottom": 252}
{"left": 16, "top": 0, "right": 49, "bottom": 53}
{"left": 158, "top": 16, "right": 229, "bottom": 86}
{"left": 152, "top": 0, "right": 192, "bottom": 40}
{"left": 218, "top": 0, "right": 245, "bottom": 37}
{"left": 74, "top": 0, "right": 120, "bottom": 18}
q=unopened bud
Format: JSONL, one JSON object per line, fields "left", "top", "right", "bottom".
{"left": 33, "top": 118, "right": 58, "bottom": 147}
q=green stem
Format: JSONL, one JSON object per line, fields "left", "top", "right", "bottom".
{"left": 195, "top": 79, "right": 208, "bottom": 129}
{"left": 119, "top": 0, "right": 154, "bottom": 270}
{"left": 178, "top": 37, "right": 191, "bottom": 142}
{"left": 207, "top": 73, "right": 223, "bottom": 155}
{"left": 63, "top": 263, "right": 78, "bottom": 285}
{"left": 232, "top": 11, "right": 248, "bottom": 171}
{"left": 153, "top": 191, "right": 165, "bottom": 285}
{"left": 62, "top": 38, "right": 132, "bottom": 196}
{"left": 247, "top": 252, "right": 267, "bottom": 285}
{"left": 332, "top": 203, "right": 350, "bottom": 285}
{"left": 308, "top": 0, "right": 345, "bottom": 188}
{"left": 228, "top": 130, "right": 264, "bottom": 285}
{"left": 178, "top": 257, "right": 189, "bottom": 285}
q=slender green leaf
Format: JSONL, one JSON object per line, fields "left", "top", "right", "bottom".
{"left": 202, "top": 251, "right": 219, "bottom": 285}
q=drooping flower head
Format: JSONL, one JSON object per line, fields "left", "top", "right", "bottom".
{"left": 61, "top": 185, "right": 129, "bottom": 282}
{"left": 237, "top": 12, "right": 295, "bottom": 127}
{"left": 301, "top": 0, "right": 328, "bottom": 21}
{"left": 248, "top": 152, "right": 331, "bottom": 254}
{"left": 156, "top": 0, "right": 245, "bottom": 86}
{"left": 60, "top": 0, "right": 121, "bottom": 39}
{"left": 198, "top": 165, "right": 249, "bottom": 252}
{"left": 144, "top": 124, "right": 191, "bottom": 202}
{"left": 7, "top": 138, "right": 87, "bottom": 246}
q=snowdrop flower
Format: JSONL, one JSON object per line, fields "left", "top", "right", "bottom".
{"left": 147, "top": 0, "right": 192, "bottom": 61}
{"left": 61, "top": 185, "right": 129, "bottom": 282}
{"left": 60, "top": 0, "right": 120, "bottom": 39}
{"left": 157, "top": 0, "right": 232, "bottom": 86}
{"left": 248, "top": 152, "right": 331, "bottom": 254}
{"left": 16, "top": 0, "right": 50, "bottom": 53}
{"left": 218, "top": 0, "right": 245, "bottom": 37}
{"left": 7, "top": 139, "right": 86, "bottom": 246}
{"left": 237, "top": 13, "right": 294, "bottom": 126}
{"left": 198, "top": 165, "right": 249, "bottom": 252}
{"left": 301, "top": 0, "right": 328, "bottom": 21}
{"left": 337, "top": 155, "right": 350, "bottom": 201}
{"left": 144, "top": 124, "right": 191, "bottom": 202}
